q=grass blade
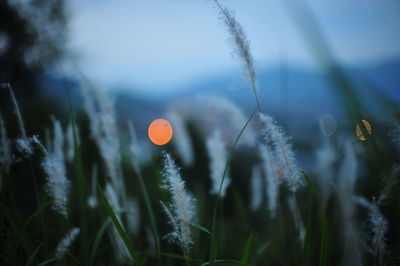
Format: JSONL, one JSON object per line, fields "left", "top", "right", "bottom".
{"left": 17, "top": 200, "right": 53, "bottom": 240}
{"left": 209, "top": 108, "right": 258, "bottom": 265}
{"left": 37, "top": 258, "right": 57, "bottom": 266}
{"left": 89, "top": 217, "right": 112, "bottom": 266}
{"left": 241, "top": 231, "right": 253, "bottom": 264}
{"left": 190, "top": 222, "right": 212, "bottom": 237}
{"left": 99, "top": 185, "right": 142, "bottom": 265}
{"left": 201, "top": 259, "right": 251, "bottom": 266}
{"left": 25, "top": 242, "right": 43, "bottom": 266}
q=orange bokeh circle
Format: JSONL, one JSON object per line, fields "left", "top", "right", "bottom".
{"left": 148, "top": 119, "right": 173, "bottom": 145}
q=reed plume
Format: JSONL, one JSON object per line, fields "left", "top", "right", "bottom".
{"left": 259, "top": 113, "right": 302, "bottom": 192}
{"left": 32, "top": 135, "right": 70, "bottom": 217}
{"left": 160, "top": 152, "right": 195, "bottom": 256}
{"left": 55, "top": 227, "right": 80, "bottom": 259}
{"left": 214, "top": 0, "right": 260, "bottom": 109}
{"left": 206, "top": 130, "right": 231, "bottom": 197}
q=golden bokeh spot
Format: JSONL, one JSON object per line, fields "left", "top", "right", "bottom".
{"left": 356, "top": 119, "right": 372, "bottom": 141}
{"left": 148, "top": 118, "right": 173, "bottom": 146}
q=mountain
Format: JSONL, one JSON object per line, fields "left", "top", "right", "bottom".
{"left": 38, "top": 60, "right": 400, "bottom": 132}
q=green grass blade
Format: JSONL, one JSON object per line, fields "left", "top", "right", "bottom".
{"left": 25, "top": 242, "right": 43, "bottom": 266}
{"left": 132, "top": 161, "right": 161, "bottom": 263}
{"left": 253, "top": 241, "right": 270, "bottom": 264}
{"left": 209, "top": 108, "right": 258, "bottom": 265}
{"left": 241, "top": 231, "right": 253, "bottom": 264}
{"left": 17, "top": 200, "right": 53, "bottom": 240}
{"left": 89, "top": 217, "right": 112, "bottom": 266}
{"left": 201, "top": 259, "right": 251, "bottom": 266}
{"left": 99, "top": 185, "right": 142, "bottom": 265}
{"left": 302, "top": 171, "right": 321, "bottom": 201}
{"left": 191, "top": 222, "right": 212, "bottom": 237}
{"left": 319, "top": 213, "right": 329, "bottom": 266}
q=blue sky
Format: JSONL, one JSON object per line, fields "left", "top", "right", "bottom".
{"left": 67, "top": 0, "right": 400, "bottom": 95}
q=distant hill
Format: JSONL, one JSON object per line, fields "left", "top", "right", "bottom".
{"left": 38, "top": 60, "right": 400, "bottom": 134}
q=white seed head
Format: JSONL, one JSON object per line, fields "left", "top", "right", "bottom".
{"left": 259, "top": 113, "right": 302, "bottom": 192}
{"left": 126, "top": 197, "right": 140, "bottom": 235}
{"left": 206, "top": 130, "right": 230, "bottom": 197}
{"left": 197, "top": 95, "right": 256, "bottom": 146}
{"left": 0, "top": 112, "right": 12, "bottom": 166}
{"left": 15, "top": 137, "right": 33, "bottom": 156}
{"left": 55, "top": 227, "right": 80, "bottom": 259}
{"left": 250, "top": 165, "right": 262, "bottom": 210}
{"left": 259, "top": 143, "right": 280, "bottom": 217}
{"left": 160, "top": 152, "right": 195, "bottom": 256}
{"left": 166, "top": 110, "right": 194, "bottom": 166}
{"left": 42, "top": 155, "right": 70, "bottom": 217}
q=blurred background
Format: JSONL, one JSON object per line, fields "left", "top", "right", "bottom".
{"left": 1, "top": 0, "right": 400, "bottom": 265}
{"left": 1, "top": 0, "right": 399, "bottom": 134}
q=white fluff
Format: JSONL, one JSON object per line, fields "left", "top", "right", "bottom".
{"left": 259, "top": 113, "right": 302, "bottom": 192}
{"left": 315, "top": 138, "right": 336, "bottom": 201}
{"left": 259, "top": 143, "right": 280, "bottom": 217}
{"left": 126, "top": 197, "right": 140, "bottom": 235}
{"left": 15, "top": 137, "right": 34, "bottom": 156}
{"left": 105, "top": 183, "right": 130, "bottom": 262}
{"left": 55, "top": 227, "right": 80, "bottom": 259}
{"left": 33, "top": 136, "right": 70, "bottom": 217}
{"left": 81, "top": 82, "right": 123, "bottom": 195}
{"left": 197, "top": 95, "right": 256, "bottom": 146}
{"left": 166, "top": 110, "right": 194, "bottom": 167}
{"left": 206, "top": 130, "right": 231, "bottom": 197}
{"left": 66, "top": 122, "right": 79, "bottom": 163}
{"left": 337, "top": 142, "right": 362, "bottom": 266}
{"left": 250, "top": 165, "right": 262, "bottom": 210}
{"left": 354, "top": 196, "right": 388, "bottom": 264}
{"left": 51, "top": 118, "right": 64, "bottom": 163}
{"left": 0, "top": 112, "right": 11, "bottom": 168}
{"left": 87, "top": 165, "right": 98, "bottom": 208}
{"left": 160, "top": 153, "right": 195, "bottom": 256}
{"left": 214, "top": 0, "right": 260, "bottom": 108}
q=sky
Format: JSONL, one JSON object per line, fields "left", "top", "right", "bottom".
{"left": 67, "top": 0, "right": 400, "bottom": 95}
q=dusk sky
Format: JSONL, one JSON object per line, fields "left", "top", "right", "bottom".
{"left": 67, "top": 0, "right": 400, "bottom": 95}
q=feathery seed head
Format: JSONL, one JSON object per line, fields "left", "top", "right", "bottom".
{"left": 206, "top": 130, "right": 231, "bottom": 197}
{"left": 55, "top": 227, "right": 80, "bottom": 259}
{"left": 166, "top": 110, "right": 194, "bottom": 166}
{"left": 160, "top": 152, "right": 195, "bottom": 256}
{"left": 259, "top": 113, "right": 302, "bottom": 192}
{"left": 259, "top": 143, "right": 280, "bottom": 217}
{"left": 250, "top": 165, "right": 262, "bottom": 210}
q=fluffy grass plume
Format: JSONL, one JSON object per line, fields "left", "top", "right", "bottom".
{"left": 197, "top": 95, "right": 256, "bottom": 146}
{"left": 354, "top": 196, "right": 388, "bottom": 264}
{"left": 55, "top": 227, "right": 80, "bottom": 259}
{"left": 206, "top": 130, "right": 231, "bottom": 197}
{"left": 0, "top": 111, "right": 11, "bottom": 168}
{"left": 105, "top": 182, "right": 130, "bottom": 262}
{"left": 81, "top": 81, "right": 123, "bottom": 195}
{"left": 66, "top": 122, "right": 79, "bottom": 163}
{"left": 251, "top": 165, "right": 262, "bottom": 210}
{"left": 338, "top": 142, "right": 363, "bottom": 266}
{"left": 32, "top": 135, "right": 70, "bottom": 217}
{"left": 259, "top": 143, "right": 280, "bottom": 217}
{"left": 87, "top": 165, "right": 98, "bottom": 208}
{"left": 126, "top": 197, "right": 140, "bottom": 235}
{"left": 214, "top": 0, "right": 260, "bottom": 109}
{"left": 259, "top": 113, "right": 303, "bottom": 192}
{"left": 160, "top": 152, "right": 195, "bottom": 256}
{"left": 166, "top": 109, "right": 194, "bottom": 167}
